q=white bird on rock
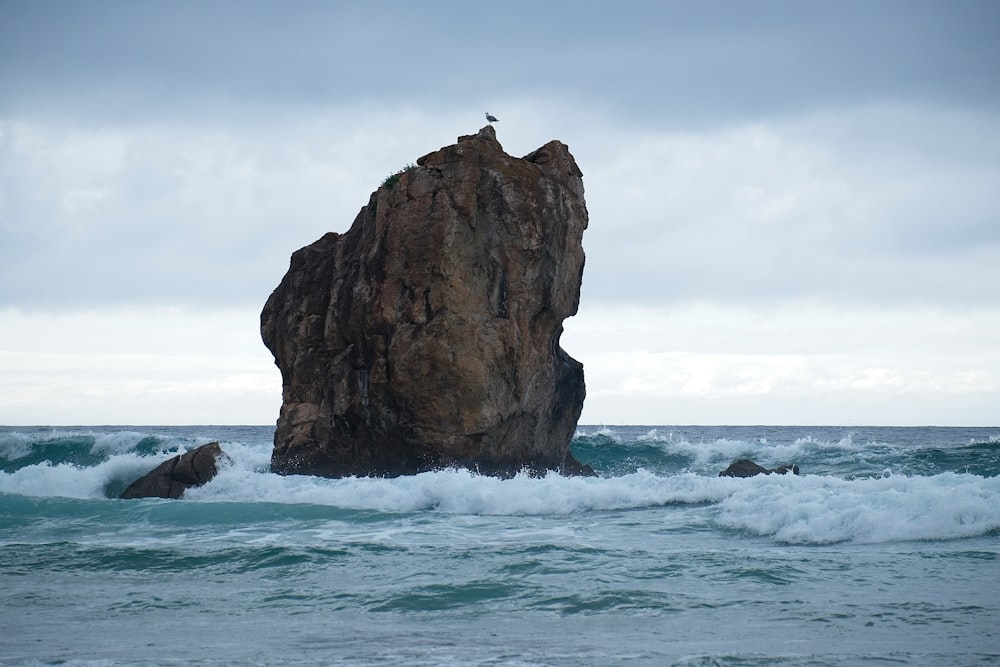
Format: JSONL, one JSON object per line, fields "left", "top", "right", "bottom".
{"left": 485, "top": 112, "right": 499, "bottom": 123}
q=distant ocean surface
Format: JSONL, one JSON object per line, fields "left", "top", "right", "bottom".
{"left": 2, "top": 425, "right": 999, "bottom": 666}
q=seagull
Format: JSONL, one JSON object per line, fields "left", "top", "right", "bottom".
{"left": 485, "top": 112, "right": 499, "bottom": 123}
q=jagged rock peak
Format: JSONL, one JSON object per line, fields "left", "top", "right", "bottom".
{"left": 261, "top": 126, "right": 591, "bottom": 478}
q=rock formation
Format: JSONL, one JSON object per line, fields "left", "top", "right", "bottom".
{"left": 120, "top": 442, "right": 226, "bottom": 499}
{"left": 261, "top": 125, "right": 590, "bottom": 478}
{"left": 719, "top": 459, "right": 800, "bottom": 478}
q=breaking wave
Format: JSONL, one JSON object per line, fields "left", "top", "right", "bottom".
{"left": 2, "top": 426, "right": 998, "bottom": 545}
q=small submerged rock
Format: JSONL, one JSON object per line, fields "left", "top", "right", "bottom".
{"left": 120, "top": 442, "right": 227, "bottom": 499}
{"left": 719, "top": 459, "right": 799, "bottom": 478}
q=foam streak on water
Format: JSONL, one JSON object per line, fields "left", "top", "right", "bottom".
{"left": 1, "top": 425, "right": 999, "bottom": 666}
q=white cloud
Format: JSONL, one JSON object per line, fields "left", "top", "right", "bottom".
{"left": 0, "top": 306, "right": 280, "bottom": 425}
{"left": 10, "top": 300, "right": 995, "bottom": 426}
{"left": 9, "top": 100, "right": 997, "bottom": 311}
{"left": 0, "top": 112, "right": 471, "bottom": 308}
{"left": 1, "top": 100, "right": 998, "bottom": 425}
{"left": 580, "top": 104, "right": 1000, "bottom": 307}
{"left": 564, "top": 303, "right": 1000, "bottom": 426}
{"left": 1, "top": 4, "right": 998, "bottom": 428}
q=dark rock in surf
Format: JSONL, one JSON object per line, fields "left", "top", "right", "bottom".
{"left": 261, "top": 125, "right": 591, "bottom": 478}
{"left": 719, "top": 459, "right": 800, "bottom": 478}
{"left": 120, "top": 442, "right": 227, "bottom": 499}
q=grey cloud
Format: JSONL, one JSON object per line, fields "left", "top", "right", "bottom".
{"left": 0, "top": 112, "right": 468, "bottom": 309}
{"left": 4, "top": 101, "right": 998, "bottom": 311}
{"left": 2, "top": 1, "right": 998, "bottom": 128}
{"left": 2, "top": 1, "right": 999, "bottom": 312}
{"left": 577, "top": 106, "right": 1000, "bottom": 310}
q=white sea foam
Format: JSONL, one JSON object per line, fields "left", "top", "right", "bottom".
{"left": 575, "top": 425, "right": 623, "bottom": 442}
{"left": 186, "top": 465, "right": 734, "bottom": 513}
{"left": 715, "top": 471, "right": 1000, "bottom": 544}
{"left": 0, "top": 428, "right": 190, "bottom": 461}
{"left": 577, "top": 426, "right": 871, "bottom": 467}
{"left": 191, "top": 464, "right": 1000, "bottom": 542}
{"left": 0, "top": 430, "right": 35, "bottom": 460}
{"left": 0, "top": 451, "right": 164, "bottom": 500}
{"left": 4, "top": 436, "right": 999, "bottom": 545}
{"left": 88, "top": 430, "right": 183, "bottom": 455}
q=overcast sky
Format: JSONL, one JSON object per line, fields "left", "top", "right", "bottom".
{"left": 2, "top": 1, "right": 998, "bottom": 426}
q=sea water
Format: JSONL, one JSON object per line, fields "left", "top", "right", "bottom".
{"left": 1, "top": 425, "right": 998, "bottom": 666}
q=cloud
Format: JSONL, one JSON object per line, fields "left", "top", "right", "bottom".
{"left": 3, "top": 2, "right": 998, "bottom": 127}
{"left": 565, "top": 303, "right": 1000, "bottom": 425}
{"left": 1, "top": 2, "right": 998, "bottom": 425}
{"left": 580, "top": 104, "right": 1000, "bottom": 308}
{"left": 4, "top": 101, "right": 998, "bottom": 311}
{"left": 0, "top": 112, "right": 463, "bottom": 308}
{"left": 3, "top": 98, "right": 998, "bottom": 425}
{"left": 0, "top": 306, "right": 279, "bottom": 424}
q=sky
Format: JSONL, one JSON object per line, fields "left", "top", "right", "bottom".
{"left": 1, "top": 0, "right": 998, "bottom": 426}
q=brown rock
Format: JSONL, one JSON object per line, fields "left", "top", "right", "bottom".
{"left": 120, "top": 442, "right": 226, "bottom": 499}
{"left": 261, "top": 125, "right": 590, "bottom": 478}
{"left": 719, "top": 459, "right": 800, "bottom": 478}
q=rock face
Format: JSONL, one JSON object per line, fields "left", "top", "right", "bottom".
{"left": 261, "top": 125, "right": 590, "bottom": 478}
{"left": 719, "top": 459, "right": 800, "bottom": 478}
{"left": 120, "top": 442, "right": 226, "bottom": 499}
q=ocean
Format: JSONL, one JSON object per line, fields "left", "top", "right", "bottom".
{"left": 1, "top": 425, "right": 998, "bottom": 666}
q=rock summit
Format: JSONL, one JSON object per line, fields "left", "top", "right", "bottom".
{"left": 261, "top": 125, "right": 590, "bottom": 478}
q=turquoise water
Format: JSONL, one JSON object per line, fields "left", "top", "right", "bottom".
{"left": 2, "top": 425, "right": 999, "bottom": 666}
